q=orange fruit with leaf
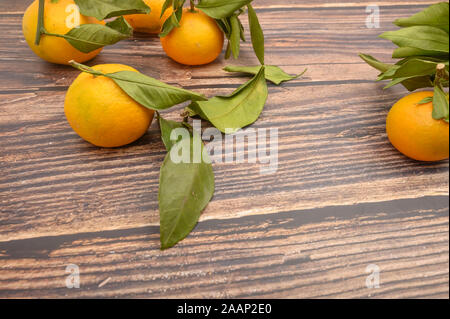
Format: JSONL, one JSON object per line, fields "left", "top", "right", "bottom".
{"left": 160, "top": 8, "right": 224, "bottom": 66}
{"left": 65, "top": 64, "right": 154, "bottom": 148}
{"left": 387, "top": 91, "right": 449, "bottom": 161}
{"left": 22, "top": 0, "right": 103, "bottom": 65}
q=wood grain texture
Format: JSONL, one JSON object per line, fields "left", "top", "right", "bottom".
{"left": 0, "top": 0, "right": 448, "bottom": 298}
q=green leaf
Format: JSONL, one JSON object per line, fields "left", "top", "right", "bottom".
{"left": 160, "top": 5, "right": 183, "bottom": 37}
{"left": 216, "top": 18, "right": 231, "bottom": 35}
{"left": 74, "top": 0, "right": 150, "bottom": 20}
{"left": 197, "top": 0, "right": 253, "bottom": 19}
{"left": 377, "top": 65, "right": 400, "bottom": 81}
{"left": 359, "top": 54, "right": 393, "bottom": 73}
{"left": 238, "top": 17, "right": 246, "bottom": 41}
{"left": 159, "top": 129, "right": 214, "bottom": 250}
{"left": 69, "top": 61, "right": 207, "bottom": 110}
{"left": 382, "top": 59, "right": 444, "bottom": 90}
{"left": 109, "top": 72, "right": 207, "bottom": 110}
{"left": 392, "top": 46, "right": 449, "bottom": 59}
{"left": 188, "top": 66, "right": 268, "bottom": 133}
{"left": 418, "top": 96, "right": 433, "bottom": 105}
{"left": 432, "top": 85, "right": 449, "bottom": 122}
{"left": 105, "top": 16, "right": 134, "bottom": 35}
{"left": 380, "top": 26, "right": 449, "bottom": 54}
{"left": 395, "top": 2, "right": 449, "bottom": 33}
{"left": 400, "top": 76, "right": 435, "bottom": 91}
{"left": 225, "top": 41, "right": 232, "bottom": 59}
{"left": 160, "top": 0, "right": 173, "bottom": 18}
{"left": 393, "top": 58, "right": 440, "bottom": 78}
{"left": 51, "top": 17, "right": 132, "bottom": 53}
{"left": 158, "top": 116, "right": 186, "bottom": 150}
{"left": 247, "top": 4, "right": 264, "bottom": 65}
{"left": 229, "top": 15, "right": 241, "bottom": 59}
{"left": 223, "top": 65, "right": 306, "bottom": 85}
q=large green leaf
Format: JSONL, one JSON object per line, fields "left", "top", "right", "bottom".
{"left": 69, "top": 61, "right": 206, "bottom": 110}
{"left": 247, "top": 4, "right": 264, "bottom": 65}
{"left": 188, "top": 66, "right": 268, "bottom": 133}
{"left": 50, "top": 17, "right": 132, "bottom": 53}
{"left": 224, "top": 65, "right": 306, "bottom": 85}
{"left": 74, "top": 0, "right": 150, "bottom": 20}
{"left": 380, "top": 26, "right": 449, "bottom": 54}
{"left": 197, "top": 0, "right": 253, "bottom": 19}
{"left": 395, "top": 2, "right": 449, "bottom": 33}
{"left": 159, "top": 126, "right": 214, "bottom": 250}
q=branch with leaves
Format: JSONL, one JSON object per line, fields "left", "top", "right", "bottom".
{"left": 360, "top": 2, "right": 449, "bottom": 123}
{"left": 58, "top": 0, "right": 306, "bottom": 250}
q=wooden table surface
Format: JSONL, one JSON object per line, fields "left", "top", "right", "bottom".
{"left": 0, "top": 0, "right": 448, "bottom": 299}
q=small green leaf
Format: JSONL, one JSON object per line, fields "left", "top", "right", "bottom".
{"left": 197, "top": 0, "right": 253, "bottom": 19}
{"left": 377, "top": 65, "right": 400, "bottom": 81}
{"left": 159, "top": 128, "right": 214, "bottom": 250}
{"left": 432, "top": 85, "right": 450, "bottom": 122}
{"left": 359, "top": 54, "right": 393, "bottom": 73}
{"left": 224, "top": 65, "right": 306, "bottom": 85}
{"left": 188, "top": 66, "right": 268, "bottom": 133}
{"left": 382, "top": 59, "right": 444, "bottom": 90}
{"left": 400, "top": 76, "right": 435, "bottom": 92}
{"left": 393, "top": 58, "right": 441, "bottom": 78}
{"left": 158, "top": 116, "right": 186, "bottom": 151}
{"left": 74, "top": 0, "right": 150, "bottom": 20}
{"left": 216, "top": 18, "right": 231, "bottom": 35}
{"left": 53, "top": 17, "right": 132, "bottom": 53}
{"left": 247, "top": 4, "right": 264, "bottom": 65}
{"left": 395, "top": 2, "right": 449, "bottom": 33}
{"left": 380, "top": 26, "right": 449, "bottom": 54}
{"left": 160, "top": 0, "right": 173, "bottom": 18}
{"left": 238, "top": 17, "right": 246, "bottom": 41}
{"left": 418, "top": 96, "right": 433, "bottom": 105}
{"left": 229, "top": 15, "right": 241, "bottom": 59}
{"left": 392, "top": 46, "right": 449, "bottom": 59}
{"left": 69, "top": 61, "right": 206, "bottom": 110}
{"left": 160, "top": 6, "right": 183, "bottom": 37}
{"left": 105, "top": 16, "right": 134, "bottom": 35}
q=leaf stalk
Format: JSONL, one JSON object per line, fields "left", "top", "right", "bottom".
{"left": 190, "top": 0, "right": 196, "bottom": 13}
{"left": 34, "top": 0, "right": 46, "bottom": 45}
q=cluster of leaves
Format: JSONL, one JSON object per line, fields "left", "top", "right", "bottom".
{"left": 35, "top": 0, "right": 150, "bottom": 51}
{"left": 63, "top": 0, "right": 305, "bottom": 249}
{"left": 70, "top": 56, "right": 302, "bottom": 250}
{"left": 360, "top": 2, "right": 449, "bottom": 122}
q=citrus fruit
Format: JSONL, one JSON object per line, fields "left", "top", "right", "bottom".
{"left": 160, "top": 9, "right": 224, "bottom": 66}
{"left": 124, "top": 0, "right": 172, "bottom": 34}
{"left": 386, "top": 91, "right": 449, "bottom": 162}
{"left": 65, "top": 64, "right": 155, "bottom": 148}
{"left": 22, "top": 0, "right": 103, "bottom": 65}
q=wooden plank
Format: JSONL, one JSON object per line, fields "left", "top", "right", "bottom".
{"left": 0, "top": 196, "right": 447, "bottom": 298}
